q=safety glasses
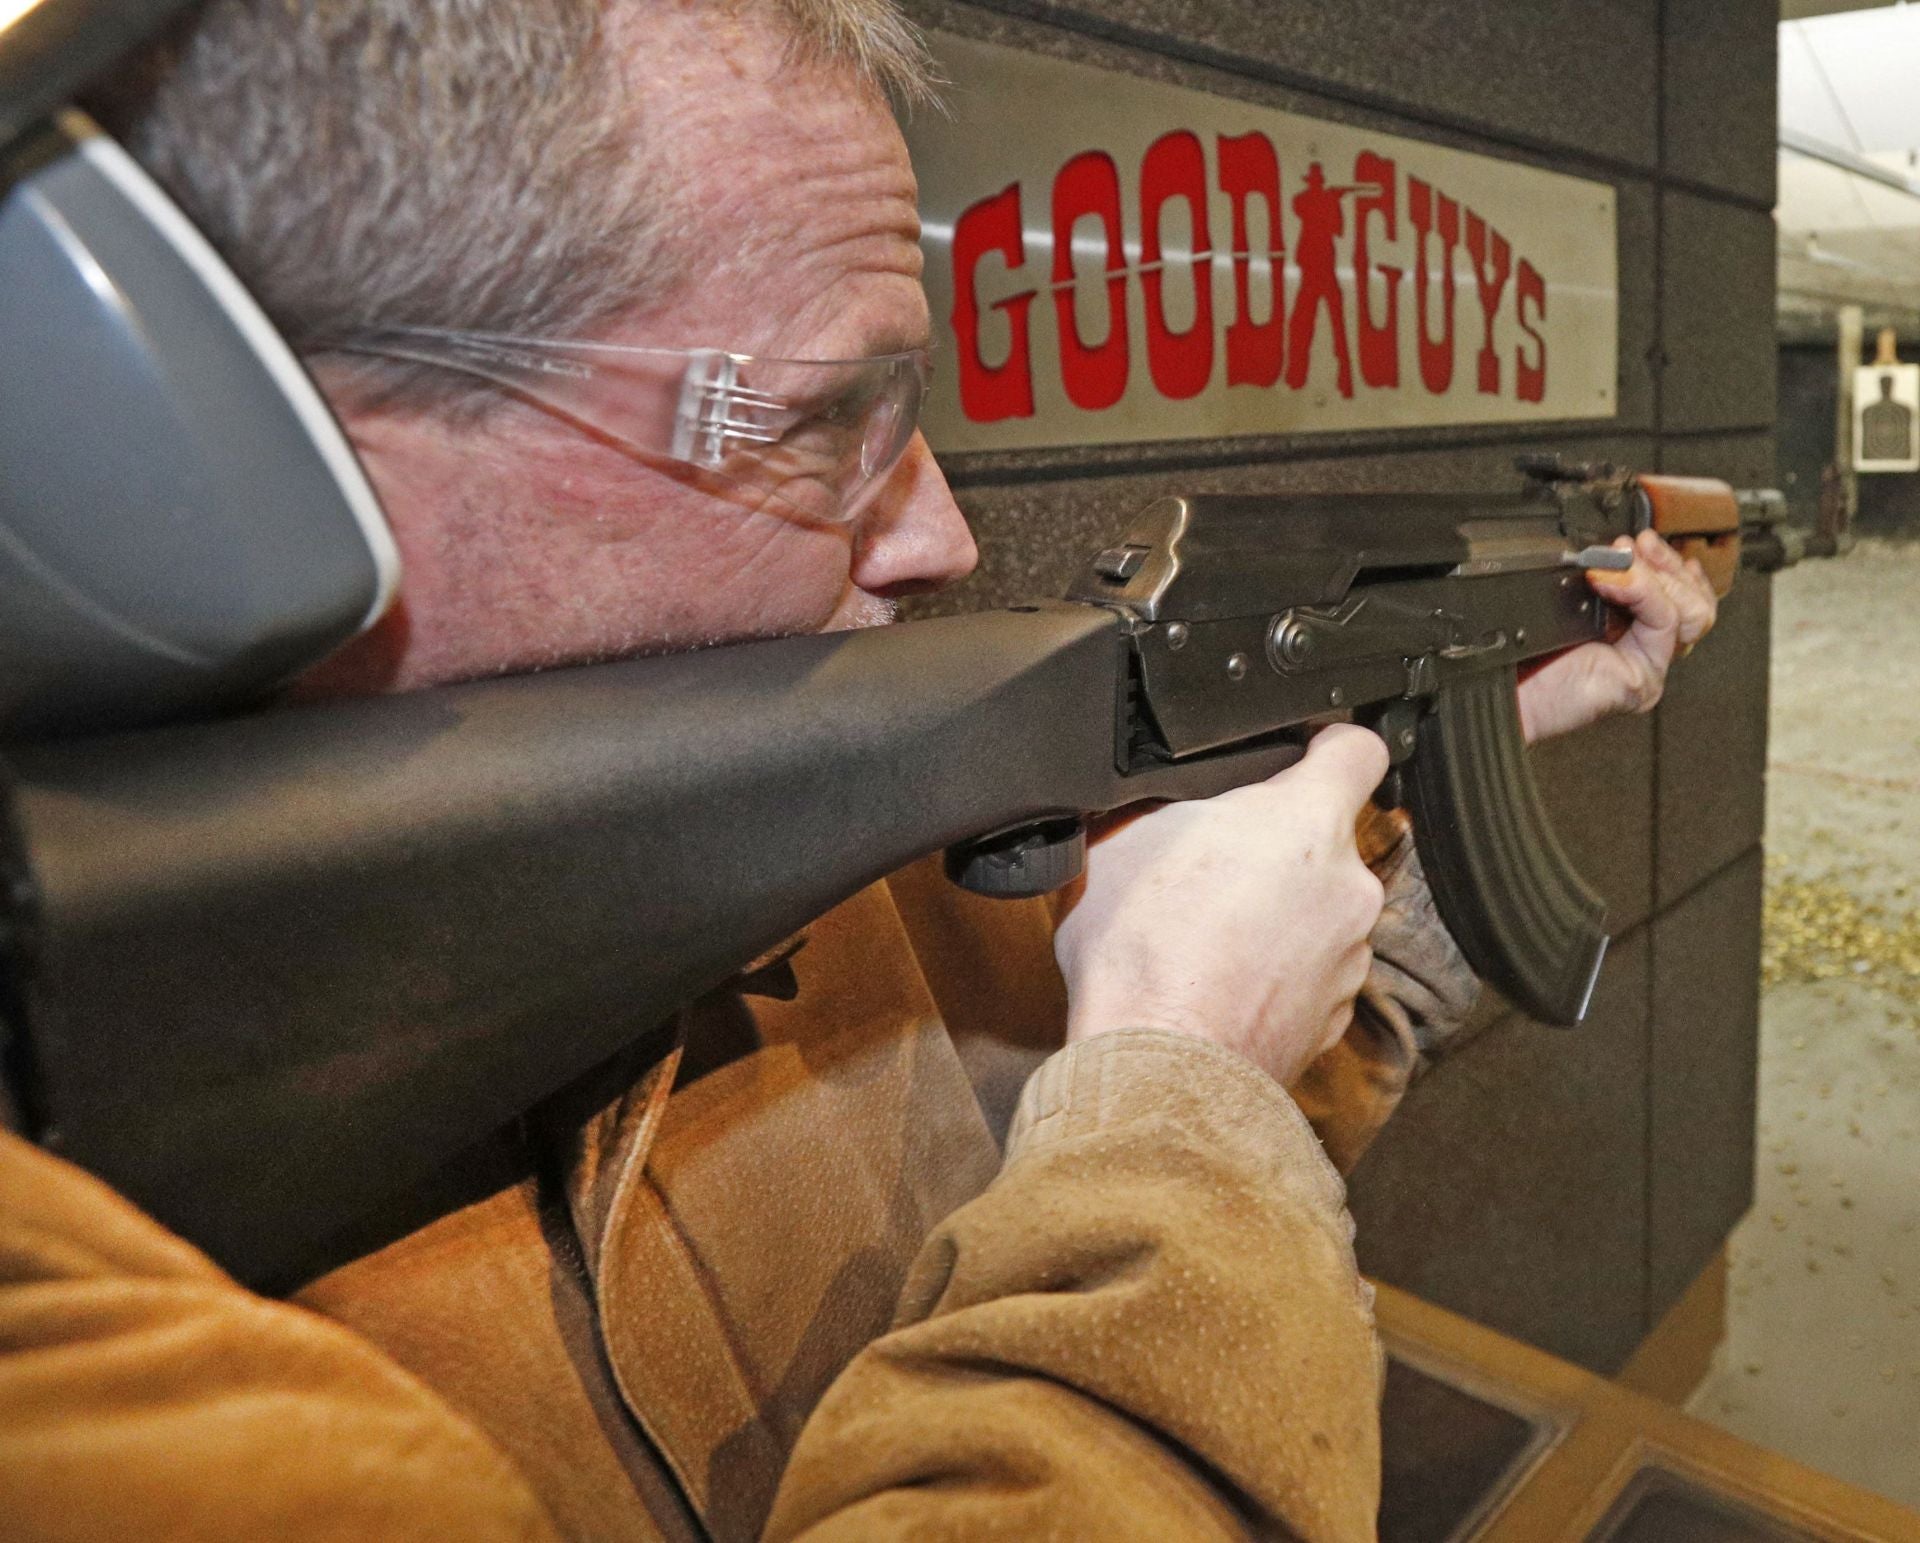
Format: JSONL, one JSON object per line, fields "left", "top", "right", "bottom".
{"left": 336, "top": 328, "right": 930, "bottom": 526}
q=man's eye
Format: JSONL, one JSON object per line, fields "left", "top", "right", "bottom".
{"left": 773, "top": 407, "right": 851, "bottom": 459}
{"left": 764, "top": 421, "right": 847, "bottom": 486}
{"left": 801, "top": 376, "right": 885, "bottom": 427}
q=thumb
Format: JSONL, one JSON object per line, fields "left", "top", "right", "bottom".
{"left": 1271, "top": 723, "right": 1390, "bottom": 822}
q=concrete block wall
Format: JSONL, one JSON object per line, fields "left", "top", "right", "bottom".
{"left": 900, "top": 0, "right": 1778, "bottom": 1371}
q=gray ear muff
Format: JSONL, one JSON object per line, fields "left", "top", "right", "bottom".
{"left": 0, "top": 111, "right": 399, "bottom": 739}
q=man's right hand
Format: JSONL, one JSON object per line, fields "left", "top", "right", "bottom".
{"left": 1053, "top": 724, "right": 1391, "bottom": 1087}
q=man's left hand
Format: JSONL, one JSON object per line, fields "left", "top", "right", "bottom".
{"left": 1515, "top": 528, "right": 1719, "bottom": 744}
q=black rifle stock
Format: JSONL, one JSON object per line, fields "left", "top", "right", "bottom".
{"left": 0, "top": 461, "right": 1796, "bottom": 1283}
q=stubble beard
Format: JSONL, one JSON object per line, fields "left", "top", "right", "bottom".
{"left": 827, "top": 591, "right": 899, "bottom": 632}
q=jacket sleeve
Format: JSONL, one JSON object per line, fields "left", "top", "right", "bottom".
{"left": 0, "top": 1131, "right": 559, "bottom": 1543}
{"left": 765, "top": 1030, "right": 1383, "bottom": 1543}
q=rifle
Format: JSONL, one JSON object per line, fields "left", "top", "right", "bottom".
{"left": 0, "top": 459, "right": 1803, "bottom": 1285}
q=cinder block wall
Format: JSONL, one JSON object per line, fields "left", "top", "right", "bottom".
{"left": 900, "top": 0, "right": 1779, "bottom": 1372}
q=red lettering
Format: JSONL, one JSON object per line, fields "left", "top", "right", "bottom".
{"left": 1051, "top": 151, "right": 1130, "bottom": 412}
{"left": 1465, "top": 212, "right": 1511, "bottom": 396}
{"left": 1516, "top": 258, "right": 1546, "bottom": 402}
{"left": 950, "top": 184, "right": 1036, "bottom": 423}
{"left": 1353, "top": 152, "right": 1401, "bottom": 390}
{"left": 1139, "top": 131, "right": 1215, "bottom": 400}
{"left": 1409, "top": 177, "right": 1459, "bottom": 395}
{"left": 1284, "top": 163, "right": 1354, "bottom": 398}
{"left": 1216, "top": 131, "right": 1283, "bottom": 389}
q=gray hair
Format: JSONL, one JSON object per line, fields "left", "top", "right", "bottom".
{"left": 86, "top": 0, "right": 935, "bottom": 365}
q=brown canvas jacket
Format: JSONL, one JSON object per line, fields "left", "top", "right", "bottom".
{"left": 0, "top": 815, "right": 1476, "bottom": 1540}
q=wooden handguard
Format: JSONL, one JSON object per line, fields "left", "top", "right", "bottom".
{"left": 1635, "top": 474, "right": 1741, "bottom": 597}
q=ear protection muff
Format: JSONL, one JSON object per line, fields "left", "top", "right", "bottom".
{"left": 0, "top": 110, "right": 400, "bottom": 740}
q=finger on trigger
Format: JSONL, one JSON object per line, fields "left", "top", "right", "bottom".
{"left": 1281, "top": 722, "right": 1391, "bottom": 819}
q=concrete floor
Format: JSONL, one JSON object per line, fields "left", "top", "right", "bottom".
{"left": 1685, "top": 539, "right": 1920, "bottom": 1508}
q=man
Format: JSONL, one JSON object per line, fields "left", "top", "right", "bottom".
{"left": 0, "top": 2, "right": 1717, "bottom": 1538}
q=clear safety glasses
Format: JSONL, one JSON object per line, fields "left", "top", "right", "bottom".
{"left": 337, "top": 328, "right": 931, "bottom": 526}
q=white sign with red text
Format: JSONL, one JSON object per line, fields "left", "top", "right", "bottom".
{"left": 905, "top": 34, "right": 1619, "bottom": 452}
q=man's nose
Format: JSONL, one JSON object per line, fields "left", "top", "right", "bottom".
{"left": 847, "top": 434, "right": 978, "bottom": 599}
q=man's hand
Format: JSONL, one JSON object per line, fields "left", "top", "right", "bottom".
{"left": 1053, "top": 725, "right": 1391, "bottom": 1087}
{"left": 1515, "top": 528, "right": 1718, "bottom": 744}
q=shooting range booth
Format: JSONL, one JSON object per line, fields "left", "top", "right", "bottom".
{"left": 902, "top": 0, "right": 1774, "bottom": 1374}
{"left": 897, "top": 0, "right": 1807, "bottom": 1529}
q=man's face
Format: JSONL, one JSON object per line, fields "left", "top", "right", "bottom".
{"left": 311, "top": 11, "right": 976, "bottom": 693}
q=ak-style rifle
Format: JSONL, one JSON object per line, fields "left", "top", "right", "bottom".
{"left": 0, "top": 458, "right": 1815, "bottom": 1283}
